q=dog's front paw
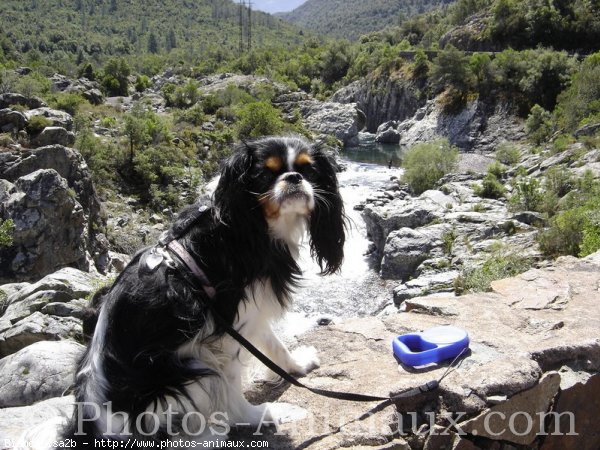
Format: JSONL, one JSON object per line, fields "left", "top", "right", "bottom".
{"left": 266, "top": 402, "right": 308, "bottom": 424}
{"left": 289, "top": 345, "right": 320, "bottom": 376}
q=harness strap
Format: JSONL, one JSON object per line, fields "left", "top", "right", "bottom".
{"left": 165, "top": 239, "right": 444, "bottom": 406}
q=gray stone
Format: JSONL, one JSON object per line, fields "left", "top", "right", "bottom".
{"left": 0, "top": 311, "right": 83, "bottom": 357}
{"left": 0, "top": 108, "right": 27, "bottom": 131}
{"left": 0, "top": 395, "right": 73, "bottom": 444}
{"left": 511, "top": 211, "right": 546, "bottom": 227}
{"left": 25, "top": 107, "right": 73, "bottom": 131}
{"left": 381, "top": 228, "right": 433, "bottom": 280}
{"left": 0, "top": 145, "right": 106, "bottom": 280}
{"left": 375, "top": 121, "right": 401, "bottom": 144}
{"left": 0, "top": 169, "right": 88, "bottom": 283}
{"left": 460, "top": 372, "right": 561, "bottom": 445}
{"left": 0, "top": 340, "right": 84, "bottom": 407}
{"left": 301, "top": 101, "right": 365, "bottom": 147}
{"left": 0, "top": 93, "right": 46, "bottom": 110}
{"left": 30, "top": 126, "right": 75, "bottom": 147}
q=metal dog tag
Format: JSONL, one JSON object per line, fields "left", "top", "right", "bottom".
{"left": 145, "top": 247, "right": 165, "bottom": 271}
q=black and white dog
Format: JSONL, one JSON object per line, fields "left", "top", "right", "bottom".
{"left": 56, "top": 136, "right": 345, "bottom": 446}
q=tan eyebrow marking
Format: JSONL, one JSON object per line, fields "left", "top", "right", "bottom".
{"left": 295, "top": 153, "right": 313, "bottom": 166}
{"left": 265, "top": 156, "right": 283, "bottom": 172}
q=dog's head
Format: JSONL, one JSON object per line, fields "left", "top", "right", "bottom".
{"left": 214, "top": 136, "right": 345, "bottom": 274}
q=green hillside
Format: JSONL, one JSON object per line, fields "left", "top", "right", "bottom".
{"left": 278, "top": 0, "right": 455, "bottom": 40}
{"left": 0, "top": 0, "right": 306, "bottom": 75}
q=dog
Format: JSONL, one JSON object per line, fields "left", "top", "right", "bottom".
{"left": 58, "top": 135, "right": 345, "bottom": 447}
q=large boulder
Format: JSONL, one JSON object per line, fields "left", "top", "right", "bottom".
{"left": 380, "top": 228, "right": 433, "bottom": 280}
{"left": 300, "top": 101, "right": 365, "bottom": 147}
{"left": 0, "top": 145, "right": 107, "bottom": 279}
{"left": 0, "top": 340, "right": 84, "bottom": 407}
{"left": 0, "top": 267, "right": 97, "bottom": 327}
{"left": 0, "top": 108, "right": 27, "bottom": 132}
{"left": 0, "top": 93, "right": 46, "bottom": 110}
{"left": 30, "top": 126, "right": 75, "bottom": 148}
{"left": 50, "top": 73, "right": 104, "bottom": 105}
{"left": 375, "top": 120, "right": 401, "bottom": 144}
{"left": 0, "top": 169, "right": 88, "bottom": 283}
{"left": 24, "top": 107, "right": 73, "bottom": 131}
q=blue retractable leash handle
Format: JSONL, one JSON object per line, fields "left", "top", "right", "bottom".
{"left": 393, "top": 326, "right": 470, "bottom": 367}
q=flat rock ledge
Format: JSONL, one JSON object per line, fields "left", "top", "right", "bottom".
{"left": 1, "top": 254, "right": 599, "bottom": 450}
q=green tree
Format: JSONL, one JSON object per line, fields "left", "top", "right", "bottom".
{"left": 102, "top": 57, "right": 130, "bottom": 96}
{"left": 431, "top": 45, "right": 473, "bottom": 93}
{"left": 401, "top": 139, "right": 459, "bottom": 195}
{"left": 526, "top": 104, "right": 553, "bottom": 145}
{"left": 148, "top": 32, "right": 159, "bottom": 54}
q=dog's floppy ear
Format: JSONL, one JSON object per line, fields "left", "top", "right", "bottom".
{"left": 213, "top": 142, "right": 255, "bottom": 226}
{"left": 309, "top": 145, "right": 345, "bottom": 275}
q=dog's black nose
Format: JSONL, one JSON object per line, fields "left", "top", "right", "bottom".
{"left": 284, "top": 172, "right": 303, "bottom": 184}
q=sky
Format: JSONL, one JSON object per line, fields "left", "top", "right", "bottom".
{"left": 250, "top": 0, "right": 307, "bottom": 14}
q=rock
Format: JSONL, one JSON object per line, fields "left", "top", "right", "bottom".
{"left": 491, "top": 268, "right": 571, "bottom": 310}
{"left": 376, "top": 121, "right": 401, "bottom": 144}
{"left": 0, "top": 145, "right": 107, "bottom": 279}
{"left": 511, "top": 211, "right": 546, "bottom": 227}
{"left": 538, "top": 144, "right": 581, "bottom": 171}
{"left": 381, "top": 228, "right": 433, "bottom": 280}
{"left": 30, "top": 126, "right": 75, "bottom": 147}
{"left": 0, "top": 340, "right": 84, "bottom": 407}
{"left": 301, "top": 101, "right": 365, "bottom": 147}
{"left": 460, "top": 372, "right": 561, "bottom": 445}
{"left": 50, "top": 73, "right": 105, "bottom": 105}
{"left": 0, "top": 267, "right": 97, "bottom": 325}
{"left": 393, "top": 271, "right": 460, "bottom": 304}
{"left": 0, "top": 93, "right": 46, "bottom": 110}
{"left": 362, "top": 198, "right": 443, "bottom": 256}
{"left": 0, "top": 170, "right": 88, "bottom": 283}
{"left": 574, "top": 122, "right": 600, "bottom": 138}
{"left": 0, "top": 108, "right": 27, "bottom": 132}
{"left": 0, "top": 311, "right": 83, "bottom": 358}
{"left": 331, "top": 77, "right": 424, "bottom": 133}
{"left": 439, "top": 11, "right": 494, "bottom": 51}
{"left": 0, "top": 395, "right": 73, "bottom": 444}
{"left": 540, "top": 372, "right": 600, "bottom": 450}
{"left": 397, "top": 99, "right": 525, "bottom": 153}
{"left": 24, "top": 107, "right": 73, "bottom": 131}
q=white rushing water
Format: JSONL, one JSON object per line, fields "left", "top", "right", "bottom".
{"left": 280, "top": 160, "right": 404, "bottom": 338}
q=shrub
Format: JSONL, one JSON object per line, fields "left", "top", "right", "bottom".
{"left": 235, "top": 101, "right": 286, "bottom": 140}
{"left": 510, "top": 176, "right": 544, "bottom": 211}
{"left": 26, "top": 115, "right": 52, "bottom": 135}
{"left": 47, "top": 92, "right": 87, "bottom": 115}
{"left": 0, "top": 218, "right": 14, "bottom": 247}
{"left": 475, "top": 172, "right": 506, "bottom": 199}
{"left": 401, "top": 139, "right": 459, "bottom": 195}
{"left": 526, "top": 104, "right": 553, "bottom": 145}
{"left": 441, "top": 228, "right": 457, "bottom": 255}
{"left": 538, "top": 207, "right": 588, "bottom": 257}
{"left": 175, "top": 103, "right": 205, "bottom": 126}
{"left": 101, "top": 57, "right": 130, "bottom": 96}
{"left": 135, "top": 75, "right": 151, "bottom": 92}
{"left": 454, "top": 249, "right": 533, "bottom": 294}
{"left": 495, "top": 143, "right": 520, "bottom": 165}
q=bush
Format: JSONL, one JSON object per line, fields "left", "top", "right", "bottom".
{"left": 47, "top": 92, "right": 87, "bottom": 115}
{"left": 475, "top": 172, "right": 506, "bottom": 199}
{"left": 526, "top": 104, "right": 553, "bottom": 145}
{"left": 0, "top": 218, "right": 14, "bottom": 247}
{"left": 495, "top": 143, "right": 520, "bottom": 165}
{"left": 235, "top": 101, "right": 286, "bottom": 140}
{"left": 26, "top": 115, "right": 52, "bottom": 135}
{"left": 510, "top": 176, "right": 544, "bottom": 211}
{"left": 175, "top": 103, "right": 205, "bottom": 126}
{"left": 135, "top": 75, "right": 151, "bottom": 93}
{"left": 538, "top": 207, "right": 588, "bottom": 257}
{"left": 401, "top": 139, "right": 459, "bottom": 195}
{"left": 101, "top": 58, "right": 130, "bottom": 96}
{"left": 454, "top": 249, "right": 533, "bottom": 294}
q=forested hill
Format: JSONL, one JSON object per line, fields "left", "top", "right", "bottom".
{"left": 278, "top": 0, "right": 455, "bottom": 40}
{"left": 0, "top": 0, "right": 306, "bottom": 73}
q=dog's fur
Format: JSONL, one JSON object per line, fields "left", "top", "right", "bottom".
{"left": 59, "top": 136, "right": 345, "bottom": 446}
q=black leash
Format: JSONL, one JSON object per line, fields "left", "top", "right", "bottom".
{"left": 164, "top": 238, "right": 465, "bottom": 409}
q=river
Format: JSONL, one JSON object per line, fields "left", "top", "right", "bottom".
{"left": 279, "top": 134, "right": 405, "bottom": 338}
